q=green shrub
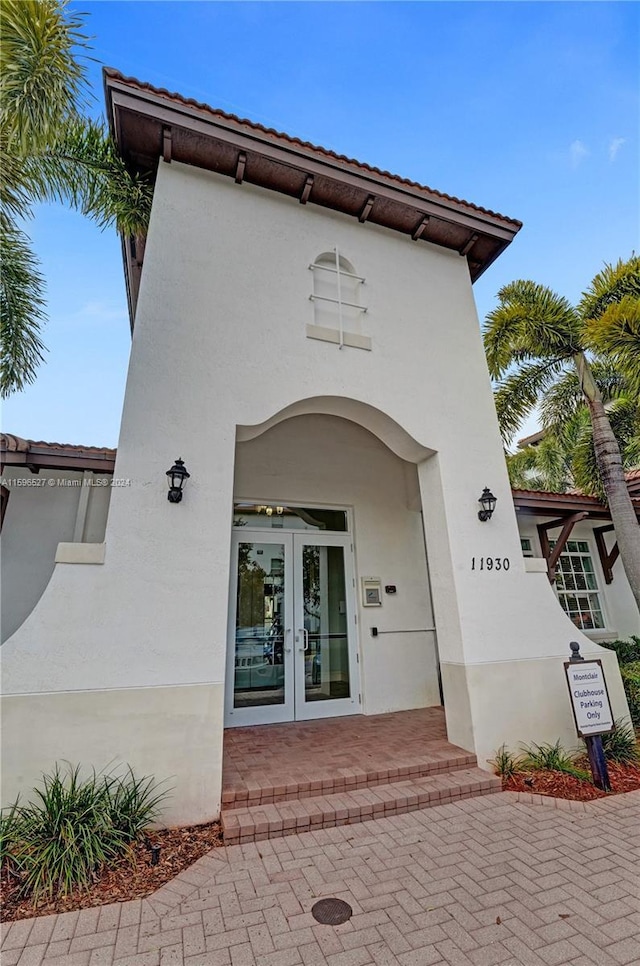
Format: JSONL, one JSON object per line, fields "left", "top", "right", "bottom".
{"left": 0, "top": 763, "right": 168, "bottom": 904}
{"left": 620, "top": 662, "right": 640, "bottom": 726}
{"left": 599, "top": 635, "right": 640, "bottom": 665}
{"left": 488, "top": 745, "right": 523, "bottom": 778}
{"left": 599, "top": 719, "right": 640, "bottom": 764}
{"left": 0, "top": 798, "right": 22, "bottom": 876}
{"left": 520, "top": 740, "right": 590, "bottom": 781}
{"left": 104, "top": 766, "right": 168, "bottom": 841}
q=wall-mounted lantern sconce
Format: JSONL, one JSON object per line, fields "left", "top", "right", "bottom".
{"left": 477, "top": 487, "right": 497, "bottom": 522}
{"left": 166, "top": 458, "right": 190, "bottom": 503}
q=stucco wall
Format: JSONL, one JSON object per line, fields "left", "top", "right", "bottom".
{"left": 2, "top": 161, "right": 631, "bottom": 821}
{"left": 1, "top": 467, "right": 111, "bottom": 642}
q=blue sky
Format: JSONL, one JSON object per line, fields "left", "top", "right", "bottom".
{"left": 4, "top": 0, "right": 638, "bottom": 447}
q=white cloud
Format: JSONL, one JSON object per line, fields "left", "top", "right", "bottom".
{"left": 569, "top": 139, "right": 589, "bottom": 168}
{"left": 608, "top": 137, "right": 627, "bottom": 162}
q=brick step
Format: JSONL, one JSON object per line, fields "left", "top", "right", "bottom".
{"left": 221, "top": 767, "right": 501, "bottom": 844}
{"left": 222, "top": 745, "right": 478, "bottom": 809}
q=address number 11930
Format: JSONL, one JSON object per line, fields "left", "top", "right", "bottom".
{"left": 471, "top": 557, "right": 510, "bottom": 571}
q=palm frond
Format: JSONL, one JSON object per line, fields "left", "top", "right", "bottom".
{"left": 571, "top": 396, "right": 640, "bottom": 499}
{"left": 539, "top": 360, "right": 627, "bottom": 432}
{"left": 0, "top": 0, "right": 92, "bottom": 154}
{"left": 493, "top": 358, "right": 568, "bottom": 444}
{"left": 506, "top": 448, "right": 544, "bottom": 490}
{"left": 0, "top": 215, "right": 47, "bottom": 397}
{"left": 583, "top": 294, "right": 640, "bottom": 397}
{"left": 25, "top": 118, "right": 153, "bottom": 236}
{"left": 484, "top": 280, "right": 582, "bottom": 379}
{"left": 578, "top": 254, "right": 640, "bottom": 323}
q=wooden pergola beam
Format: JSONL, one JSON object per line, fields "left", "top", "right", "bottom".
{"left": 537, "top": 511, "right": 589, "bottom": 582}
{"left": 593, "top": 524, "right": 619, "bottom": 584}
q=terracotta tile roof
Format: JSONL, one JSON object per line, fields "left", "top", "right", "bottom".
{"left": 511, "top": 487, "right": 601, "bottom": 503}
{"left": 104, "top": 68, "right": 522, "bottom": 230}
{"left": 1, "top": 434, "right": 115, "bottom": 457}
{"left": 1, "top": 435, "right": 116, "bottom": 472}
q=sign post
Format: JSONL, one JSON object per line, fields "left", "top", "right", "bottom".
{"left": 565, "top": 641, "right": 613, "bottom": 792}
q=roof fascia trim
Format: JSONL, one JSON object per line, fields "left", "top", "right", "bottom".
{"left": 107, "top": 82, "right": 519, "bottom": 242}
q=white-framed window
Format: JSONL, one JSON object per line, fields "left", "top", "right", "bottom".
{"left": 520, "top": 537, "right": 534, "bottom": 557}
{"left": 550, "top": 539, "right": 605, "bottom": 630}
{"left": 307, "top": 250, "right": 370, "bottom": 350}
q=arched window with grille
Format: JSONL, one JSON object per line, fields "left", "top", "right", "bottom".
{"left": 307, "top": 250, "right": 370, "bottom": 350}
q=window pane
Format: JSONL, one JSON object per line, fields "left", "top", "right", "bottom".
{"left": 234, "top": 542, "right": 285, "bottom": 708}
{"left": 234, "top": 505, "right": 348, "bottom": 531}
{"left": 554, "top": 539, "right": 605, "bottom": 633}
{"left": 301, "top": 544, "right": 350, "bottom": 702}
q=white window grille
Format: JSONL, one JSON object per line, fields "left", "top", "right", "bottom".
{"left": 307, "top": 250, "right": 370, "bottom": 350}
{"left": 550, "top": 539, "right": 605, "bottom": 630}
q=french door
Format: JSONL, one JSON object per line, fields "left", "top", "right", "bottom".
{"left": 225, "top": 530, "right": 359, "bottom": 725}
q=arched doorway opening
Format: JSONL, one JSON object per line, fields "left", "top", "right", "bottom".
{"left": 226, "top": 408, "right": 440, "bottom": 727}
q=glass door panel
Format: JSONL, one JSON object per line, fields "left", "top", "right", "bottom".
{"left": 227, "top": 527, "right": 358, "bottom": 726}
{"left": 294, "top": 535, "right": 358, "bottom": 720}
{"left": 227, "top": 533, "right": 294, "bottom": 725}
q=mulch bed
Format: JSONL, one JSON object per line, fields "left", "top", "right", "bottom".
{"left": 503, "top": 761, "right": 640, "bottom": 801}
{"left": 1, "top": 822, "right": 222, "bottom": 923}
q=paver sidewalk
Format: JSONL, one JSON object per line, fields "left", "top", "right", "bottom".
{"left": 2, "top": 790, "right": 639, "bottom": 966}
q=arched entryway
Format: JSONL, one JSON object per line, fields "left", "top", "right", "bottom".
{"left": 225, "top": 401, "right": 440, "bottom": 728}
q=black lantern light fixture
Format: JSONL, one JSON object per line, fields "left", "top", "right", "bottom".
{"left": 166, "top": 458, "right": 190, "bottom": 503}
{"left": 477, "top": 487, "right": 497, "bottom": 522}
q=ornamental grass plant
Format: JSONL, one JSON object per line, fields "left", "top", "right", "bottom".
{"left": 487, "top": 745, "right": 523, "bottom": 779}
{"left": 599, "top": 719, "right": 640, "bottom": 764}
{"left": 519, "top": 740, "right": 591, "bottom": 781}
{"left": 0, "top": 764, "right": 168, "bottom": 904}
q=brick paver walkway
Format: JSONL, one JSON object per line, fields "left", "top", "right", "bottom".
{"left": 222, "top": 709, "right": 451, "bottom": 806}
{"left": 2, "top": 791, "right": 639, "bottom": 966}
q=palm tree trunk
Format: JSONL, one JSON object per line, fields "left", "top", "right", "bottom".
{"left": 574, "top": 352, "right": 640, "bottom": 615}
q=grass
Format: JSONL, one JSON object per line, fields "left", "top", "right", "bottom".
{"left": 487, "top": 745, "right": 523, "bottom": 778}
{"left": 519, "top": 740, "right": 591, "bottom": 781}
{"left": 1, "top": 763, "right": 169, "bottom": 904}
{"left": 600, "top": 720, "right": 640, "bottom": 765}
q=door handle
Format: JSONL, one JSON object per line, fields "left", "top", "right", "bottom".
{"left": 302, "top": 628, "right": 309, "bottom": 652}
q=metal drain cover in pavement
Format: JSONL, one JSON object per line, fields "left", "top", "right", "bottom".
{"left": 311, "top": 898, "right": 353, "bottom": 925}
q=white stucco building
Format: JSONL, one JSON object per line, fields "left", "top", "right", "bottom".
{"left": 1, "top": 71, "right": 635, "bottom": 825}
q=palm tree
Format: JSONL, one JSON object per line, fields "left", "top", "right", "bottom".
{"left": 484, "top": 255, "right": 640, "bottom": 614}
{"left": 1, "top": 0, "right": 153, "bottom": 397}
{"left": 582, "top": 259, "right": 640, "bottom": 399}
